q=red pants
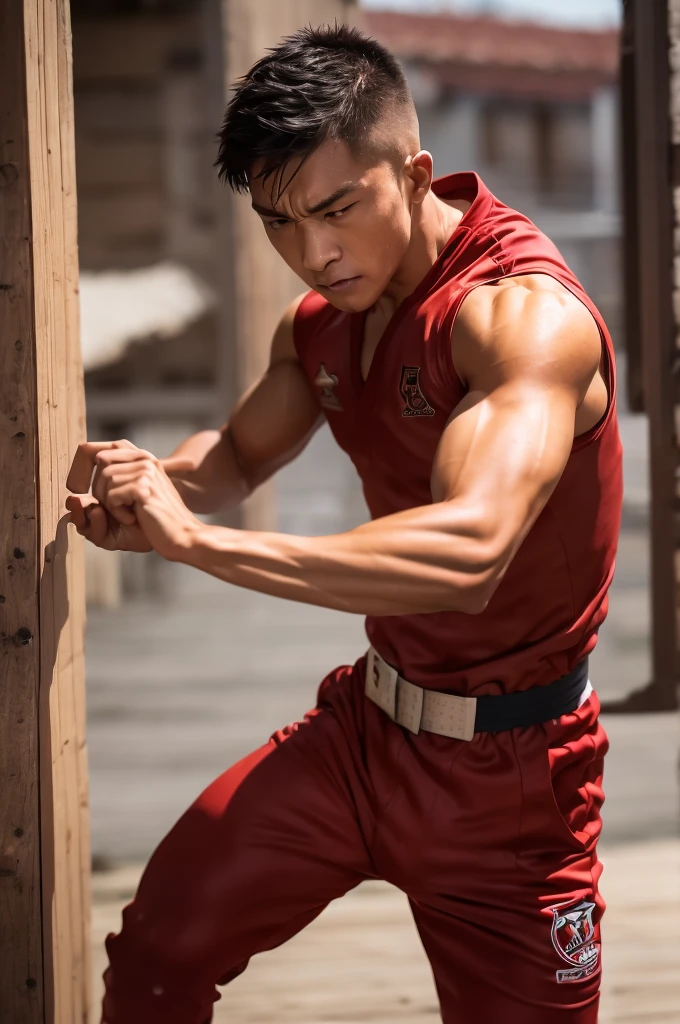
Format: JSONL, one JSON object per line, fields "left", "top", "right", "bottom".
{"left": 102, "top": 658, "right": 607, "bottom": 1023}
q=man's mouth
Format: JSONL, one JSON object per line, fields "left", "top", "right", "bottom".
{"left": 318, "top": 276, "right": 362, "bottom": 292}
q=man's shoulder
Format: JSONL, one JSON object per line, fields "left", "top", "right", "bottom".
{"left": 461, "top": 273, "right": 586, "bottom": 325}
{"left": 453, "top": 274, "right": 601, "bottom": 385}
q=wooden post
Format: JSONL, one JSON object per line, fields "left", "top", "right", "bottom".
{"left": 0, "top": 1, "right": 91, "bottom": 1022}
{"left": 632, "top": 0, "right": 678, "bottom": 708}
{"left": 208, "top": 0, "right": 358, "bottom": 531}
{"left": 610, "top": 0, "right": 679, "bottom": 712}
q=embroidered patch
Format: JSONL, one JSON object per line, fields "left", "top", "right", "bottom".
{"left": 314, "top": 363, "right": 343, "bottom": 411}
{"left": 549, "top": 899, "right": 601, "bottom": 984}
{"left": 400, "top": 366, "right": 435, "bottom": 417}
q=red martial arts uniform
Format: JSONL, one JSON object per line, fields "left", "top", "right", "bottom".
{"left": 102, "top": 174, "right": 623, "bottom": 1023}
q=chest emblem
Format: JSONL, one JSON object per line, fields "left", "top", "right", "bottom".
{"left": 314, "top": 364, "right": 343, "bottom": 411}
{"left": 400, "top": 366, "right": 435, "bottom": 417}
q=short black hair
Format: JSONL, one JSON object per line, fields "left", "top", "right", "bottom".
{"left": 216, "top": 23, "right": 412, "bottom": 196}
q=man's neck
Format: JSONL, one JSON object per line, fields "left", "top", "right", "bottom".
{"left": 376, "top": 190, "right": 469, "bottom": 317}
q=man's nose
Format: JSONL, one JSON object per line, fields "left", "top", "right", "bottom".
{"left": 299, "top": 223, "right": 341, "bottom": 273}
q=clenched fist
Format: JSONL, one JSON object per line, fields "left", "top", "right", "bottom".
{"left": 65, "top": 439, "right": 203, "bottom": 561}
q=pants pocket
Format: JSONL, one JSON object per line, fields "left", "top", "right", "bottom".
{"left": 515, "top": 696, "right": 608, "bottom": 858}
{"left": 542, "top": 698, "right": 608, "bottom": 853}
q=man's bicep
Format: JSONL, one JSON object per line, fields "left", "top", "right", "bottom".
{"left": 228, "top": 294, "right": 322, "bottom": 487}
{"left": 431, "top": 381, "right": 576, "bottom": 564}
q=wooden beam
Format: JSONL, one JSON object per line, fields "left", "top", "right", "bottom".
{"left": 0, "top": 1, "right": 91, "bottom": 1021}
{"left": 629, "top": 0, "right": 678, "bottom": 708}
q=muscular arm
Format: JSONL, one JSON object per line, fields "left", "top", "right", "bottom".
{"left": 164, "top": 293, "right": 322, "bottom": 513}
{"left": 182, "top": 278, "right": 603, "bottom": 614}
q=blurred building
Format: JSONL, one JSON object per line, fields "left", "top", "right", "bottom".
{"left": 366, "top": 10, "right": 621, "bottom": 339}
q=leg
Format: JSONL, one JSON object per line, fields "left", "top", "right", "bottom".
{"left": 386, "top": 694, "right": 606, "bottom": 1023}
{"left": 102, "top": 672, "right": 374, "bottom": 1024}
{"left": 410, "top": 868, "right": 602, "bottom": 1024}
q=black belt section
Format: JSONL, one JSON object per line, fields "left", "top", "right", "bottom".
{"left": 454, "top": 658, "right": 590, "bottom": 734}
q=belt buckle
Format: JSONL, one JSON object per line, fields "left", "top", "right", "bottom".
{"left": 366, "top": 647, "right": 398, "bottom": 720}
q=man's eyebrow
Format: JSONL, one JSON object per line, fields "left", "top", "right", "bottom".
{"left": 306, "top": 184, "right": 357, "bottom": 215}
{"left": 251, "top": 183, "right": 358, "bottom": 220}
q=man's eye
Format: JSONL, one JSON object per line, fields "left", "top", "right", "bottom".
{"left": 265, "top": 219, "right": 290, "bottom": 230}
{"left": 325, "top": 203, "right": 355, "bottom": 220}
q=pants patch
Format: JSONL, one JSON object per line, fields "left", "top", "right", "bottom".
{"left": 549, "top": 898, "right": 601, "bottom": 983}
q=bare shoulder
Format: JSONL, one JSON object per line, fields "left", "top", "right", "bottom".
{"left": 270, "top": 291, "right": 311, "bottom": 364}
{"left": 453, "top": 273, "right": 602, "bottom": 391}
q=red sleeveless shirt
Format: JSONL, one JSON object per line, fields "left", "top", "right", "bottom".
{"left": 293, "top": 173, "right": 623, "bottom": 696}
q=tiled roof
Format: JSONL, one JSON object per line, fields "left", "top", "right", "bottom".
{"left": 364, "top": 10, "right": 619, "bottom": 100}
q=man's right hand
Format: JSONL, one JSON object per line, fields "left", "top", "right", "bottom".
{"left": 65, "top": 439, "right": 157, "bottom": 552}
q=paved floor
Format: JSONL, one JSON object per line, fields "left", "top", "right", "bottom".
{"left": 90, "top": 839, "right": 680, "bottom": 1023}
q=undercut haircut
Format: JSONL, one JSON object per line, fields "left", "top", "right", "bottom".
{"left": 216, "top": 23, "right": 414, "bottom": 197}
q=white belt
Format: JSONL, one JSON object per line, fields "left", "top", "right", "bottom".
{"left": 365, "top": 646, "right": 594, "bottom": 742}
{"left": 365, "top": 646, "right": 477, "bottom": 741}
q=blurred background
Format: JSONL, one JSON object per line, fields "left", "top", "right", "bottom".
{"left": 72, "top": 0, "right": 678, "bottom": 1019}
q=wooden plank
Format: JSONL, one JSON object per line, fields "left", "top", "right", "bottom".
{"left": 0, "top": 0, "right": 90, "bottom": 1020}
{"left": 25, "top": 0, "right": 91, "bottom": 1018}
{"left": 0, "top": 0, "right": 43, "bottom": 1019}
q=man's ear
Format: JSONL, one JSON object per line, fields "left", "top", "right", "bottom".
{"left": 404, "top": 150, "right": 433, "bottom": 205}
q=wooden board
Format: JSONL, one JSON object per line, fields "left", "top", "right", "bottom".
{"left": 631, "top": 0, "right": 679, "bottom": 706}
{"left": 0, "top": 1, "right": 43, "bottom": 1019}
{"left": 0, "top": 1, "right": 90, "bottom": 1021}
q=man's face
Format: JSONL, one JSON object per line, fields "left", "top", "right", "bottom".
{"left": 249, "top": 138, "right": 414, "bottom": 312}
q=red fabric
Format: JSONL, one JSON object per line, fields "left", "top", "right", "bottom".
{"left": 102, "top": 660, "right": 606, "bottom": 1023}
{"left": 294, "top": 173, "right": 623, "bottom": 695}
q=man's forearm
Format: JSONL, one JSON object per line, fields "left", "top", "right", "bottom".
{"left": 180, "top": 503, "right": 494, "bottom": 616}
{"left": 163, "top": 429, "right": 250, "bottom": 514}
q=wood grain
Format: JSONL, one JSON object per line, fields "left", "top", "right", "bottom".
{"left": 0, "top": 0, "right": 90, "bottom": 1021}
{"left": 0, "top": 0, "right": 46, "bottom": 1020}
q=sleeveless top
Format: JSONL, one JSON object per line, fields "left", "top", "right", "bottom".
{"left": 293, "top": 172, "right": 623, "bottom": 696}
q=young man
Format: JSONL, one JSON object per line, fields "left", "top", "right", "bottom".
{"left": 66, "top": 24, "right": 622, "bottom": 1024}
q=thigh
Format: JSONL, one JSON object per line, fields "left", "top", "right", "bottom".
{"left": 103, "top": 669, "right": 375, "bottom": 1023}
{"left": 406, "top": 695, "right": 607, "bottom": 1024}
{"left": 410, "top": 862, "right": 602, "bottom": 1024}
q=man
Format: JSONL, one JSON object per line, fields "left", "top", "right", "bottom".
{"left": 67, "top": 24, "right": 622, "bottom": 1024}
